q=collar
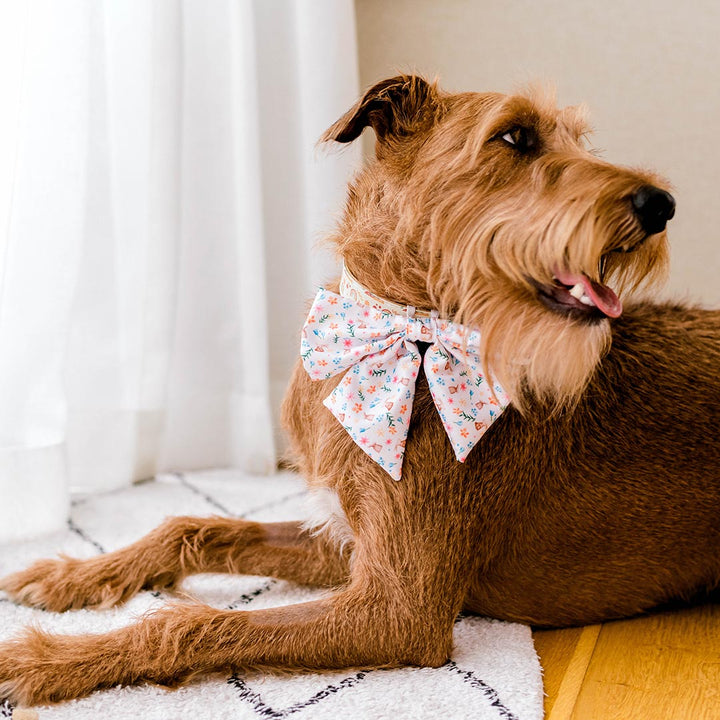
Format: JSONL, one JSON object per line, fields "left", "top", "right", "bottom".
{"left": 339, "top": 263, "right": 433, "bottom": 317}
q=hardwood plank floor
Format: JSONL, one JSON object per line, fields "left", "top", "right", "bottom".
{"left": 533, "top": 604, "right": 720, "bottom": 720}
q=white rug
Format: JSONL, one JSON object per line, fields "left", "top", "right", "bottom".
{"left": 0, "top": 470, "right": 544, "bottom": 720}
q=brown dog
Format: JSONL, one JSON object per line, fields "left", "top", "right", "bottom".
{"left": 1, "top": 75, "right": 719, "bottom": 706}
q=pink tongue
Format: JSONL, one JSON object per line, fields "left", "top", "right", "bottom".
{"left": 554, "top": 270, "right": 623, "bottom": 318}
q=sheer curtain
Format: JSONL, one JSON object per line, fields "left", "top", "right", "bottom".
{"left": 0, "top": 0, "right": 360, "bottom": 542}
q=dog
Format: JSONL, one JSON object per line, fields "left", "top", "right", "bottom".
{"left": 1, "top": 74, "right": 718, "bottom": 706}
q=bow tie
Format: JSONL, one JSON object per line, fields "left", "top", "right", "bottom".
{"left": 300, "top": 281, "right": 508, "bottom": 480}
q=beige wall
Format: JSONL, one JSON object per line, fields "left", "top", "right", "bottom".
{"left": 355, "top": 0, "right": 720, "bottom": 305}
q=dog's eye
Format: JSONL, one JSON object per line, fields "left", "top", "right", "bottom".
{"left": 499, "top": 126, "right": 537, "bottom": 153}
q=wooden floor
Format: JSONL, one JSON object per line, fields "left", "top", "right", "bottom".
{"left": 533, "top": 604, "right": 720, "bottom": 720}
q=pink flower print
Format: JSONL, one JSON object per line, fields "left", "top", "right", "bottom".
{"left": 460, "top": 383, "right": 467, "bottom": 391}
{"left": 386, "top": 439, "right": 392, "bottom": 445}
{"left": 344, "top": 339, "right": 353, "bottom": 348}
{"left": 360, "top": 437, "right": 368, "bottom": 445}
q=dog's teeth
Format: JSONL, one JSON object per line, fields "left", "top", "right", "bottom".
{"left": 569, "top": 283, "right": 585, "bottom": 300}
{"left": 579, "top": 295, "right": 595, "bottom": 306}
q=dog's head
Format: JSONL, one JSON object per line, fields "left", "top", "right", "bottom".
{"left": 323, "top": 75, "right": 673, "bottom": 410}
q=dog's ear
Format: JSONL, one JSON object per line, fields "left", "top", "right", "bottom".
{"left": 322, "top": 75, "right": 441, "bottom": 146}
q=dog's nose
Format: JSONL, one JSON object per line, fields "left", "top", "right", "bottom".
{"left": 631, "top": 185, "right": 676, "bottom": 235}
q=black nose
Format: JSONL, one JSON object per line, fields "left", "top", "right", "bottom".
{"left": 631, "top": 185, "right": 676, "bottom": 235}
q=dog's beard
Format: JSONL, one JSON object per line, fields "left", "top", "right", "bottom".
{"left": 427, "top": 187, "right": 669, "bottom": 413}
{"left": 471, "top": 288, "right": 612, "bottom": 413}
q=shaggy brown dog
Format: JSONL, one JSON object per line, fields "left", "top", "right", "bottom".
{"left": 1, "top": 75, "right": 719, "bottom": 706}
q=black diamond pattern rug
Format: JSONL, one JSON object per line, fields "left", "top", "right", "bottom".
{"left": 0, "top": 470, "right": 543, "bottom": 719}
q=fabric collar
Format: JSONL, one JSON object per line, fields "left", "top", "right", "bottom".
{"left": 338, "top": 263, "right": 432, "bottom": 317}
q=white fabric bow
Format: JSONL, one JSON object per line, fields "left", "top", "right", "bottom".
{"left": 300, "top": 287, "right": 508, "bottom": 480}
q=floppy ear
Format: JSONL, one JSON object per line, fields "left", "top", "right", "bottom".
{"left": 321, "top": 75, "right": 442, "bottom": 145}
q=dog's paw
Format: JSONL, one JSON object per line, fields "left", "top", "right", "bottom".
{"left": 0, "top": 629, "right": 102, "bottom": 705}
{"left": 0, "top": 556, "right": 139, "bottom": 611}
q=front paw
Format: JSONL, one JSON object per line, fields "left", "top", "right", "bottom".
{"left": 0, "top": 556, "right": 141, "bottom": 611}
{"left": 0, "top": 611, "right": 197, "bottom": 705}
{"left": 0, "top": 629, "right": 103, "bottom": 705}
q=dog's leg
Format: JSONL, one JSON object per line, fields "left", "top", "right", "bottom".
{"left": 0, "top": 518, "right": 350, "bottom": 611}
{"left": 0, "top": 586, "right": 457, "bottom": 705}
{"left": 0, "top": 473, "right": 475, "bottom": 705}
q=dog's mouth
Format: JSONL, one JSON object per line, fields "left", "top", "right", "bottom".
{"left": 533, "top": 266, "right": 623, "bottom": 321}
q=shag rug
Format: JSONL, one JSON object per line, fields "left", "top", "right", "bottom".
{"left": 0, "top": 470, "right": 544, "bottom": 720}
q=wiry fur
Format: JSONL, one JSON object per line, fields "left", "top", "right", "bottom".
{"left": 302, "top": 486, "right": 355, "bottom": 553}
{"left": 0, "top": 75, "right": 717, "bottom": 707}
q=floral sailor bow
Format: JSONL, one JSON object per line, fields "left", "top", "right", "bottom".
{"left": 300, "top": 269, "right": 509, "bottom": 480}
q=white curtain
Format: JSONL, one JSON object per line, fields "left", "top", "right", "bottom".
{"left": 0, "top": 0, "right": 360, "bottom": 542}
